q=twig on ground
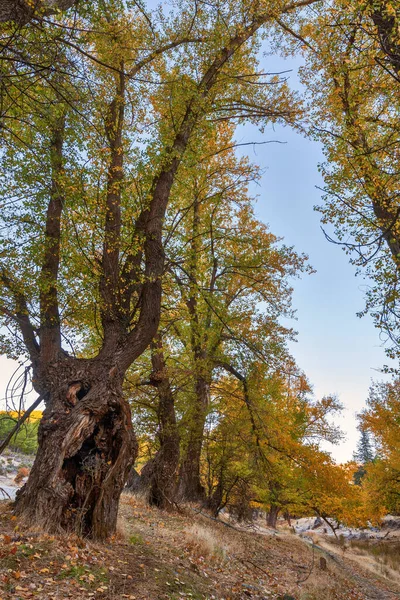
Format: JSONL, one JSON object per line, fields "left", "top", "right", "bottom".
{"left": 296, "top": 544, "right": 315, "bottom": 584}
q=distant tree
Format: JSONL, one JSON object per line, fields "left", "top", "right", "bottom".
{"left": 354, "top": 430, "right": 375, "bottom": 465}
{"left": 359, "top": 379, "right": 400, "bottom": 517}
{"left": 353, "top": 430, "right": 375, "bottom": 485}
{"left": 200, "top": 362, "right": 367, "bottom": 530}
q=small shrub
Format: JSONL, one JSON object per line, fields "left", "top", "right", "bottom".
{"left": 58, "top": 564, "right": 108, "bottom": 587}
{"left": 0, "top": 416, "right": 39, "bottom": 455}
{"left": 15, "top": 466, "right": 30, "bottom": 484}
{"left": 183, "top": 524, "right": 236, "bottom": 560}
{"left": 129, "top": 533, "right": 144, "bottom": 545}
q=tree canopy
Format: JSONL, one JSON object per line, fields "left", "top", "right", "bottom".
{"left": 0, "top": 0, "right": 398, "bottom": 539}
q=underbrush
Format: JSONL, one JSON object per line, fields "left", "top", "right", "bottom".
{"left": 183, "top": 523, "right": 239, "bottom": 561}
{"left": 350, "top": 538, "right": 400, "bottom": 575}
{"left": 328, "top": 534, "right": 400, "bottom": 580}
{"left": 0, "top": 417, "right": 39, "bottom": 455}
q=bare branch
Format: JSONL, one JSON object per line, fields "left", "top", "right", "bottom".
{"left": 0, "top": 392, "right": 45, "bottom": 455}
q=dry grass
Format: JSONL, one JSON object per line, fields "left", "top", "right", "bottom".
{"left": 298, "top": 561, "right": 362, "bottom": 600}
{"left": 349, "top": 538, "right": 400, "bottom": 571}
{"left": 2, "top": 496, "right": 400, "bottom": 599}
{"left": 115, "top": 514, "right": 128, "bottom": 542}
{"left": 183, "top": 523, "right": 241, "bottom": 561}
{"left": 331, "top": 536, "right": 400, "bottom": 583}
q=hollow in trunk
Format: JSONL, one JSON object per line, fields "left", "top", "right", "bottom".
{"left": 15, "top": 360, "right": 137, "bottom": 539}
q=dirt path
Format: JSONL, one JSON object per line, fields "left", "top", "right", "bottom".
{"left": 305, "top": 538, "right": 400, "bottom": 600}
{"left": 230, "top": 517, "right": 400, "bottom": 600}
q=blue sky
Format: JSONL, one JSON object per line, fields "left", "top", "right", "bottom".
{"left": 241, "top": 121, "right": 393, "bottom": 462}
{"left": 236, "top": 42, "right": 395, "bottom": 462}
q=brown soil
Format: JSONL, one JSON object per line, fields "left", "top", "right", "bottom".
{"left": 1, "top": 495, "right": 400, "bottom": 600}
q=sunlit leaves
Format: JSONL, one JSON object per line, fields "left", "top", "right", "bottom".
{"left": 275, "top": 0, "right": 400, "bottom": 359}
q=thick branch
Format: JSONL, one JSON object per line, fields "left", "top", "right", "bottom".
{"left": 39, "top": 112, "right": 65, "bottom": 362}
{"left": 99, "top": 69, "right": 126, "bottom": 350}
{"left": 338, "top": 59, "right": 400, "bottom": 267}
{"left": 0, "top": 272, "right": 39, "bottom": 360}
{"left": 370, "top": 1, "right": 400, "bottom": 76}
{"left": 0, "top": 0, "right": 78, "bottom": 23}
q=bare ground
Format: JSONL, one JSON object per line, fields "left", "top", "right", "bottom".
{"left": 1, "top": 494, "right": 400, "bottom": 600}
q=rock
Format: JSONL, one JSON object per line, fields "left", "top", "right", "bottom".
{"left": 0, "top": 485, "right": 18, "bottom": 500}
{"left": 319, "top": 557, "right": 327, "bottom": 571}
{"left": 311, "top": 517, "right": 323, "bottom": 530}
{"left": 383, "top": 518, "right": 400, "bottom": 530}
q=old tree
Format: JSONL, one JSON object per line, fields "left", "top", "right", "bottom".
{"left": 0, "top": 0, "right": 317, "bottom": 538}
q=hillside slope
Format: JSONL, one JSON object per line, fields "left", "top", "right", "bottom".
{"left": 1, "top": 495, "right": 399, "bottom": 600}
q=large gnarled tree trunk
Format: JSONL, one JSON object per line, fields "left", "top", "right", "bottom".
{"left": 15, "top": 359, "right": 136, "bottom": 538}
{"left": 12, "top": 64, "right": 187, "bottom": 537}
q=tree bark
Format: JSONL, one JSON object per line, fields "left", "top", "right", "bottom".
{"left": 136, "top": 337, "right": 180, "bottom": 509}
{"left": 125, "top": 467, "right": 142, "bottom": 492}
{"left": 0, "top": 0, "right": 78, "bottom": 23}
{"left": 39, "top": 112, "right": 66, "bottom": 364}
{"left": 179, "top": 375, "right": 209, "bottom": 501}
{"left": 14, "top": 358, "right": 137, "bottom": 539}
{"left": 267, "top": 504, "right": 280, "bottom": 529}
